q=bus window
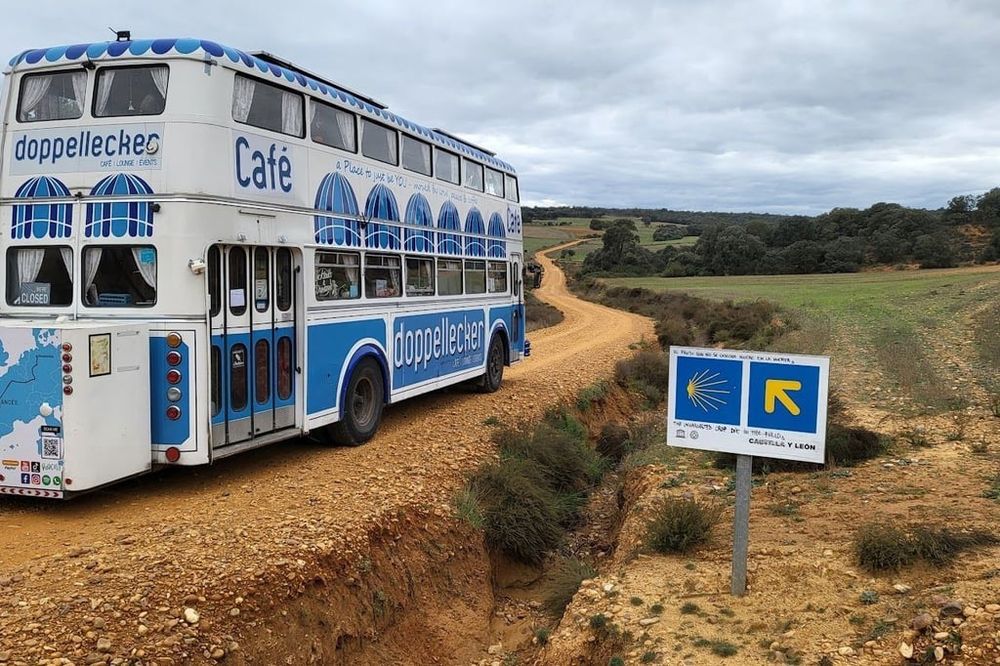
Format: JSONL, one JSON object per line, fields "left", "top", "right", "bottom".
{"left": 233, "top": 74, "right": 304, "bottom": 137}
{"left": 505, "top": 175, "right": 519, "bottom": 202}
{"left": 435, "top": 149, "right": 460, "bottom": 184}
{"left": 208, "top": 246, "right": 222, "bottom": 317}
{"left": 276, "top": 248, "right": 292, "bottom": 311}
{"left": 315, "top": 251, "right": 360, "bottom": 300}
{"left": 210, "top": 346, "right": 221, "bottom": 417}
{"left": 437, "top": 258, "right": 462, "bottom": 295}
{"left": 463, "top": 160, "right": 484, "bottom": 191}
{"left": 360, "top": 119, "right": 398, "bottom": 165}
{"left": 464, "top": 260, "right": 486, "bottom": 294}
{"left": 277, "top": 337, "right": 292, "bottom": 400}
{"left": 255, "top": 339, "right": 270, "bottom": 404}
{"left": 231, "top": 344, "right": 248, "bottom": 410}
{"left": 254, "top": 247, "right": 270, "bottom": 312}
{"left": 94, "top": 65, "right": 168, "bottom": 117}
{"left": 488, "top": 261, "right": 508, "bottom": 293}
{"left": 18, "top": 71, "right": 86, "bottom": 122}
{"left": 402, "top": 136, "right": 432, "bottom": 176}
{"left": 365, "top": 254, "right": 401, "bottom": 298}
{"left": 310, "top": 101, "right": 356, "bottom": 152}
{"left": 405, "top": 257, "right": 434, "bottom": 296}
{"left": 5, "top": 246, "right": 73, "bottom": 306}
{"left": 228, "top": 247, "right": 247, "bottom": 316}
{"left": 485, "top": 168, "right": 504, "bottom": 197}
{"left": 81, "top": 246, "right": 156, "bottom": 307}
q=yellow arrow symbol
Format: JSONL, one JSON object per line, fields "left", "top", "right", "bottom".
{"left": 765, "top": 379, "right": 802, "bottom": 415}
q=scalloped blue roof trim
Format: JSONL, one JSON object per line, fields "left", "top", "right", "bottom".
{"left": 8, "top": 38, "right": 515, "bottom": 173}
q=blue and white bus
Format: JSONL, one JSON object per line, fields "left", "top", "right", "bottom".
{"left": 0, "top": 36, "right": 526, "bottom": 498}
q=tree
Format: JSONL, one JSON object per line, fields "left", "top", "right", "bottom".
{"left": 912, "top": 232, "right": 957, "bottom": 268}
{"left": 822, "top": 237, "right": 864, "bottom": 273}
{"left": 652, "top": 225, "right": 685, "bottom": 242}
{"left": 782, "top": 240, "right": 826, "bottom": 274}
{"left": 698, "top": 226, "right": 766, "bottom": 275}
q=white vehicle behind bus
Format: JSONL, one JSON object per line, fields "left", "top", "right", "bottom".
{"left": 0, "top": 35, "right": 527, "bottom": 498}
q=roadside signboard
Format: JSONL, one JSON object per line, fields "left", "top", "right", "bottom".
{"left": 667, "top": 346, "right": 830, "bottom": 464}
{"left": 666, "top": 345, "right": 831, "bottom": 596}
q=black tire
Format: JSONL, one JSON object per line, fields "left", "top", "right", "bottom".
{"left": 480, "top": 334, "right": 506, "bottom": 393}
{"left": 328, "top": 357, "right": 385, "bottom": 446}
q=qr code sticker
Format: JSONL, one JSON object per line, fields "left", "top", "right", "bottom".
{"left": 41, "top": 437, "right": 62, "bottom": 460}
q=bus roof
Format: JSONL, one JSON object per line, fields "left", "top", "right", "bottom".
{"left": 6, "top": 38, "right": 516, "bottom": 174}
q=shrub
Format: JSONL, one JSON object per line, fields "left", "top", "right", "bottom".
{"left": 900, "top": 428, "right": 931, "bottom": 448}
{"left": 496, "top": 421, "right": 598, "bottom": 494}
{"left": 826, "top": 424, "right": 888, "bottom": 466}
{"left": 985, "top": 473, "right": 1000, "bottom": 501}
{"left": 474, "top": 459, "right": 564, "bottom": 564}
{"left": 650, "top": 603, "right": 664, "bottom": 615}
{"left": 645, "top": 498, "right": 720, "bottom": 554}
{"left": 990, "top": 394, "right": 1000, "bottom": 418}
{"left": 655, "top": 314, "right": 693, "bottom": 349}
{"left": 534, "top": 628, "right": 550, "bottom": 645}
{"left": 597, "top": 423, "right": 631, "bottom": 462}
{"left": 615, "top": 349, "right": 669, "bottom": 405}
{"left": 680, "top": 601, "right": 700, "bottom": 614}
{"left": 577, "top": 381, "right": 610, "bottom": 412}
{"left": 542, "top": 557, "right": 596, "bottom": 615}
{"left": 693, "top": 638, "right": 739, "bottom": 657}
{"left": 589, "top": 613, "right": 609, "bottom": 631}
{"left": 859, "top": 590, "right": 879, "bottom": 605}
{"left": 641, "top": 652, "right": 657, "bottom": 663}
{"left": 854, "top": 523, "right": 914, "bottom": 572}
{"left": 454, "top": 485, "right": 484, "bottom": 529}
{"left": 854, "top": 522, "right": 999, "bottom": 572}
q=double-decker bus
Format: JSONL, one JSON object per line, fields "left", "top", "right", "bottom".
{"left": 0, "top": 36, "right": 527, "bottom": 498}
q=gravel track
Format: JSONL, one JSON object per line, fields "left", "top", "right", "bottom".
{"left": 0, "top": 243, "right": 653, "bottom": 664}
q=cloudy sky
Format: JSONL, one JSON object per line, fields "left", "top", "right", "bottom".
{"left": 4, "top": 1, "right": 1000, "bottom": 214}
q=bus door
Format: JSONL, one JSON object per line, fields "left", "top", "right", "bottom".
{"left": 209, "top": 245, "right": 297, "bottom": 448}
{"left": 511, "top": 252, "right": 523, "bottom": 346}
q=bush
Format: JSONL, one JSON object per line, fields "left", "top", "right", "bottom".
{"left": 473, "top": 459, "right": 565, "bottom": 564}
{"left": 498, "top": 422, "right": 599, "bottom": 493}
{"left": 596, "top": 423, "right": 631, "bottom": 462}
{"left": 542, "top": 557, "right": 596, "bottom": 615}
{"left": 577, "top": 381, "right": 610, "bottom": 412}
{"left": 854, "top": 522, "right": 999, "bottom": 572}
{"left": 985, "top": 473, "right": 1000, "bottom": 501}
{"left": 825, "top": 424, "right": 888, "bottom": 466}
{"left": 615, "top": 349, "right": 669, "bottom": 405}
{"left": 645, "top": 498, "right": 720, "bottom": 554}
{"left": 655, "top": 314, "right": 693, "bottom": 349}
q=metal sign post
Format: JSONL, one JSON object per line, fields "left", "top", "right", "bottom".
{"left": 665, "top": 346, "right": 830, "bottom": 597}
{"left": 731, "top": 454, "right": 752, "bottom": 596}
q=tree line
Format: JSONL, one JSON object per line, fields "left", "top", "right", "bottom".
{"left": 558, "top": 190, "right": 1000, "bottom": 277}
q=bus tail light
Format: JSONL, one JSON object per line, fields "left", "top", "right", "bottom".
{"left": 166, "top": 405, "right": 182, "bottom": 420}
{"left": 165, "top": 447, "right": 181, "bottom": 463}
{"left": 166, "top": 369, "right": 182, "bottom": 385}
{"left": 166, "top": 351, "right": 182, "bottom": 366}
{"left": 63, "top": 386, "right": 73, "bottom": 395}
{"left": 61, "top": 343, "right": 72, "bottom": 352}
{"left": 166, "top": 332, "right": 183, "bottom": 348}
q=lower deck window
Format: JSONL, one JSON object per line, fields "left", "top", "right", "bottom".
{"left": 315, "top": 251, "right": 360, "bottom": 300}
{"left": 405, "top": 257, "right": 434, "bottom": 296}
{"left": 465, "top": 259, "right": 486, "bottom": 294}
{"left": 365, "top": 254, "right": 401, "bottom": 298}
{"left": 82, "top": 246, "right": 156, "bottom": 307}
{"left": 488, "top": 261, "right": 508, "bottom": 293}
{"left": 5, "top": 246, "right": 73, "bottom": 306}
{"left": 437, "top": 259, "right": 462, "bottom": 295}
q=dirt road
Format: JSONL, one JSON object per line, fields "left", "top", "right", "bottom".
{"left": 0, "top": 243, "right": 653, "bottom": 664}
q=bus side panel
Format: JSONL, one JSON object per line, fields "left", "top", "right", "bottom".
{"left": 304, "top": 317, "right": 386, "bottom": 428}
{"left": 389, "top": 307, "right": 488, "bottom": 393}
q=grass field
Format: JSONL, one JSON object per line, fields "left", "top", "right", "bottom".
{"left": 524, "top": 216, "right": 697, "bottom": 261}
{"left": 604, "top": 266, "right": 1000, "bottom": 415}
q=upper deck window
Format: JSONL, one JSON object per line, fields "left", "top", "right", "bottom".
{"left": 94, "top": 65, "right": 168, "bottom": 117}
{"left": 485, "top": 168, "right": 504, "bottom": 197}
{"left": 435, "top": 149, "right": 460, "bottom": 185}
{"left": 360, "top": 119, "right": 398, "bottom": 165}
{"left": 311, "top": 101, "right": 356, "bottom": 152}
{"left": 401, "top": 136, "right": 432, "bottom": 176}
{"left": 18, "top": 71, "right": 86, "bottom": 123}
{"left": 504, "top": 174, "right": 519, "bottom": 202}
{"left": 463, "top": 160, "right": 484, "bottom": 192}
{"left": 233, "top": 74, "right": 304, "bottom": 138}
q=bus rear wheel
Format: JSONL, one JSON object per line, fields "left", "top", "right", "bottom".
{"left": 480, "top": 334, "right": 506, "bottom": 393}
{"left": 328, "top": 358, "right": 385, "bottom": 446}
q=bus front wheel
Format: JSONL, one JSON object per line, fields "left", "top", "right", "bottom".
{"left": 329, "top": 358, "right": 385, "bottom": 446}
{"left": 480, "top": 334, "right": 506, "bottom": 393}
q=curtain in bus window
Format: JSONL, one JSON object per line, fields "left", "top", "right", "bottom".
{"left": 60, "top": 248, "right": 73, "bottom": 278}
{"left": 131, "top": 247, "right": 156, "bottom": 288}
{"left": 16, "top": 249, "right": 44, "bottom": 290}
{"left": 83, "top": 249, "right": 102, "bottom": 304}
{"left": 20, "top": 77, "right": 52, "bottom": 117}
{"left": 335, "top": 111, "right": 354, "bottom": 150}
{"left": 281, "top": 91, "right": 302, "bottom": 136}
{"left": 94, "top": 71, "right": 116, "bottom": 116}
{"left": 150, "top": 67, "right": 168, "bottom": 99}
{"left": 233, "top": 77, "right": 256, "bottom": 123}
{"left": 343, "top": 253, "right": 359, "bottom": 285}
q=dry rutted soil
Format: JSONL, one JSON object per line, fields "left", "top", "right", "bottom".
{"left": 0, "top": 242, "right": 653, "bottom": 665}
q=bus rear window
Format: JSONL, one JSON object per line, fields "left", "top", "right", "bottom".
{"left": 95, "top": 65, "right": 168, "bottom": 117}
{"left": 18, "top": 71, "right": 86, "bottom": 122}
{"left": 5, "top": 246, "right": 73, "bottom": 306}
{"left": 82, "top": 246, "right": 157, "bottom": 307}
